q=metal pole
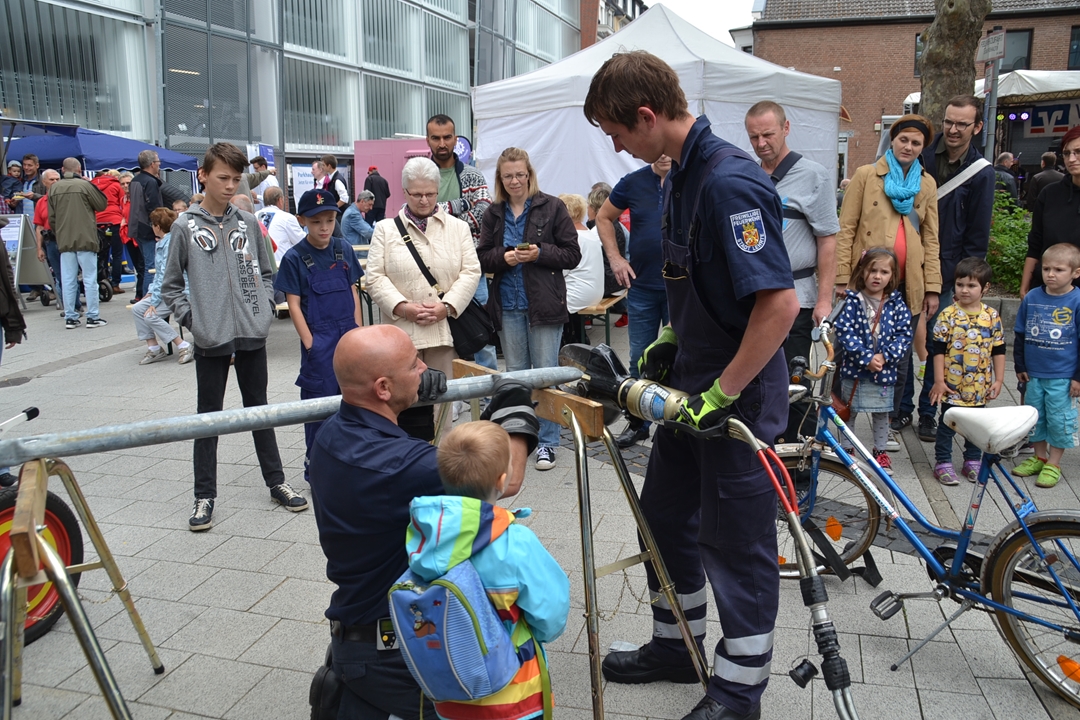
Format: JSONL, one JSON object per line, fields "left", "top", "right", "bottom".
{"left": 50, "top": 460, "right": 164, "bottom": 675}
{"left": 600, "top": 428, "right": 710, "bottom": 688}
{"left": 984, "top": 26, "right": 1003, "bottom": 161}
{"left": 0, "top": 551, "right": 15, "bottom": 720}
{"left": 0, "top": 367, "right": 582, "bottom": 468}
{"left": 37, "top": 538, "right": 132, "bottom": 720}
{"left": 563, "top": 406, "right": 605, "bottom": 720}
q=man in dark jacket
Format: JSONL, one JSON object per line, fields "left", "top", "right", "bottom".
{"left": 895, "top": 95, "right": 995, "bottom": 443}
{"left": 994, "top": 152, "right": 1019, "bottom": 201}
{"left": 130, "top": 149, "right": 164, "bottom": 294}
{"left": 49, "top": 158, "right": 108, "bottom": 329}
{"left": 0, "top": 216, "right": 27, "bottom": 487}
{"left": 1026, "top": 152, "right": 1064, "bottom": 211}
{"left": 362, "top": 166, "right": 390, "bottom": 223}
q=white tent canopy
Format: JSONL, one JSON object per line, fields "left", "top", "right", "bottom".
{"left": 471, "top": 4, "right": 842, "bottom": 199}
{"left": 903, "top": 70, "right": 1080, "bottom": 107}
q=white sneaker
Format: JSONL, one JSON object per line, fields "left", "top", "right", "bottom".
{"left": 139, "top": 347, "right": 168, "bottom": 365}
{"left": 177, "top": 345, "right": 195, "bottom": 364}
{"left": 885, "top": 430, "right": 901, "bottom": 452}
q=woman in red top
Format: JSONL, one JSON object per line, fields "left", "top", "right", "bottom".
{"left": 92, "top": 170, "right": 127, "bottom": 293}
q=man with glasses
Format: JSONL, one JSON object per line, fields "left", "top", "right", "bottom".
{"left": 894, "top": 95, "right": 994, "bottom": 443}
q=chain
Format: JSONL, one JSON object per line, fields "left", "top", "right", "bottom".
{"left": 596, "top": 570, "right": 652, "bottom": 621}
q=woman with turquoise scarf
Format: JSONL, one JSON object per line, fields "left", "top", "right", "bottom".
{"left": 835, "top": 114, "right": 941, "bottom": 321}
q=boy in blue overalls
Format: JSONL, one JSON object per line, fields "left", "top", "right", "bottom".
{"left": 275, "top": 188, "right": 365, "bottom": 480}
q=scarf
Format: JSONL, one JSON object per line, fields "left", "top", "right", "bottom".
{"left": 883, "top": 148, "right": 922, "bottom": 215}
{"left": 403, "top": 204, "right": 431, "bottom": 233}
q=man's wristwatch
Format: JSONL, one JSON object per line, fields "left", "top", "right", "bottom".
{"left": 443, "top": 302, "right": 453, "bottom": 318}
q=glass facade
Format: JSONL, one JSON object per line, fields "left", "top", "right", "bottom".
{"left": 474, "top": 0, "right": 580, "bottom": 86}
{"left": 5, "top": 0, "right": 565, "bottom": 161}
{"left": 0, "top": 0, "right": 151, "bottom": 138}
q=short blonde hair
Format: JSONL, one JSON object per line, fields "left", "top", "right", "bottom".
{"left": 1043, "top": 243, "right": 1080, "bottom": 270}
{"left": 437, "top": 422, "right": 511, "bottom": 500}
{"left": 493, "top": 147, "right": 540, "bottom": 203}
{"left": 559, "top": 193, "right": 587, "bottom": 223}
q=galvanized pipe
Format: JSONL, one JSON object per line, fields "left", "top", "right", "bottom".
{"left": 0, "top": 367, "right": 582, "bottom": 467}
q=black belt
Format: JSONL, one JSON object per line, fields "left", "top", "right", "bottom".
{"left": 792, "top": 267, "right": 816, "bottom": 280}
{"left": 330, "top": 620, "right": 377, "bottom": 643}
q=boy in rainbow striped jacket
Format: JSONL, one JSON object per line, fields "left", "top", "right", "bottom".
{"left": 405, "top": 421, "right": 570, "bottom": 720}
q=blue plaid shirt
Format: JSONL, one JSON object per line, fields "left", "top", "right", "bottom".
{"left": 499, "top": 198, "right": 532, "bottom": 311}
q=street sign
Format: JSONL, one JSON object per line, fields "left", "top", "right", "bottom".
{"left": 977, "top": 31, "right": 1005, "bottom": 63}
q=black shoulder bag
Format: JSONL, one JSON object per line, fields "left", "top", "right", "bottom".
{"left": 394, "top": 216, "right": 493, "bottom": 359}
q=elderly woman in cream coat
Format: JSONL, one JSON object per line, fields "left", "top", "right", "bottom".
{"left": 366, "top": 157, "right": 481, "bottom": 439}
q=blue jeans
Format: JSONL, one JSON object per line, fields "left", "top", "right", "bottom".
{"left": 498, "top": 310, "right": 561, "bottom": 449}
{"left": 935, "top": 402, "right": 982, "bottom": 464}
{"left": 61, "top": 251, "right": 100, "bottom": 321}
{"left": 627, "top": 286, "right": 669, "bottom": 378}
{"left": 140, "top": 238, "right": 157, "bottom": 273}
{"left": 471, "top": 276, "right": 498, "bottom": 371}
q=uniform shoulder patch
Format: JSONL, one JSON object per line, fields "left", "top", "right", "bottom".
{"left": 730, "top": 209, "right": 766, "bottom": 253}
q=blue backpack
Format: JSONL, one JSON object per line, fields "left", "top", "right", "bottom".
{"left": 388, "top": 559, "right": 519, "bottom": 702}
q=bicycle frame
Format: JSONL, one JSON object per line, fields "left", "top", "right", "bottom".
{"left": 805, "top": 404, "right": 1080, "bottom": 632}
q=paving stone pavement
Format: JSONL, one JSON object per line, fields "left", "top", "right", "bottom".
{"left": 2, "top": 292, "right": 1080, "bottom": 719}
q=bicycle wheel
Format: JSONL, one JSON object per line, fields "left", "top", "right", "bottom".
{"left": 0, "top": 486, "right": 84, "bottom": 644}
{"left": 776, "top": 452, "right": 880, "bottom": 579}
{"left": 985, "top": 518, "right": 1080, "bottom": 709}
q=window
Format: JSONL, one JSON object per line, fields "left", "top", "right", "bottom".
{"left": 1003, "top": 29, "right": 1032, "bottom": 72}
{"left": 1070, "top": 27, "right": 1080, "bottom": 70}
{"left": 914, "top": 33, "right": 924, "bottom": 77}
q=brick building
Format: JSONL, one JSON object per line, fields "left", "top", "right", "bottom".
{"left": 748, "top": 0, "right": 1080, "bottom": 182}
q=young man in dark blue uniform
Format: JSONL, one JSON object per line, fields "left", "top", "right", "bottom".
{"left": 307, "top": 324, "right": 540, "bottom": 720}
{"left": 585, "top": 51, "right": 800, "bottom": 720}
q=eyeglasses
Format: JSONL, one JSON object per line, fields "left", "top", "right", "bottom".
{"left": 405, "top": 190, "right": 437, "bottom": 201}
{"left": 942, "top": 119, "right": 975, "bottom": 131}
{"left": 1063, "top": 150, "right": 1080, "bottom": 159}
{"left": 500, "top": 172, "right": 528, "bottom": 183}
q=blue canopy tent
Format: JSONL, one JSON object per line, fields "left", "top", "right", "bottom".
{"left": 5, "top": 127, "right": 197, "bottom": 171}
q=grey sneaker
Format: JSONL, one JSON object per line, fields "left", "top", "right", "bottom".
{"left": 139, "top": 347, "right": 169, "bottom": 365}
{"left": 885, "top": 430, "right": 901, "bottom": 452}
{"left": 177, "top": 344, "right": 195, "bottom": 364}
{"left": 189, "top": 498, "right": 214, "bottom": 531}
{"left": 270, "top": 483, "right": 309, "bottom": 512}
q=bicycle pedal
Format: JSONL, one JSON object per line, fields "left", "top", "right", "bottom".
{"left": 870, "top": 590, "right": 903, "bottom": 620}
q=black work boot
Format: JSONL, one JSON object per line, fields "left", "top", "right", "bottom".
{"left": 602, "top": 643, "right": 699, "bottom": 684}
{"left": 681, "top": 696, "right": 761, "bottom": 720}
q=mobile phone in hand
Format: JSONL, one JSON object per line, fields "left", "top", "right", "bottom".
{"left": 516, "top": 243, "right": 531, "bottom": 251}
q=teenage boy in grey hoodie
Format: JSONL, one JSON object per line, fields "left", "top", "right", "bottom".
{"left": 162, "top": 142, "right": 309, "bottom": 532}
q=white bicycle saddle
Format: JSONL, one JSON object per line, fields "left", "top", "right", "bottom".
{"left": 942, "top": 406, "right": 1038, "bottom": 455}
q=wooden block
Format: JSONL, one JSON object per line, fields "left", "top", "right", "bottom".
{"left": 578, "top": 290, "right": 627, "bottom": 316}
{"left": 451, "top": 359, "right": 605, "bottom": 439}
{"left": 11, "top": 460, "right": 48, "bottom": 580}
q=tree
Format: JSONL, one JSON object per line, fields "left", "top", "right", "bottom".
{"left": 918, "top": 0, "right": 992, "bottom": 131}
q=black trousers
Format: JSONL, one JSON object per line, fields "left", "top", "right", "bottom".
{"left": 193, "top": 347, "right": 285, "bottom": 498}
{"left": 331, "top": 636, "right": 433, "bottom": 720}
{"left": 96, "top": 224, "right": 123, "bottom": 286}
{"left": 782, "top": 307, "right": 815, "bottom": 443}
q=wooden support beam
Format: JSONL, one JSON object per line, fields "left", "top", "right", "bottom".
{"left": 11, "top": 460, "right": 48, "bottom": 580}
{"left": 452, "top": 359, "right": 606, "bottom": 440}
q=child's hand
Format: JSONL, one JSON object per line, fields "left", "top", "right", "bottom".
{"left": 988, "top": 380, "right": 1003, "bottom": 400}
{"left": 1071, "top": 380, "right": 1080, "bottom": 398}
{"left": 929, "top": 381, "right": 954, "bottom": 405}
{"left": 1017, "top": 372, "right": 1029, "bottom": 382}
{"left": 867, "top": 353, "right": 885, "bottom": 372}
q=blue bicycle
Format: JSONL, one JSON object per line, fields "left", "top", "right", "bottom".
{"left": 777, "top": 303, "right": 1080, "bottom": 708}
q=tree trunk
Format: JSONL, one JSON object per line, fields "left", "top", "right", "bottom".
{"left": 918, "top": 0, "right": 992, "bottom": 132}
